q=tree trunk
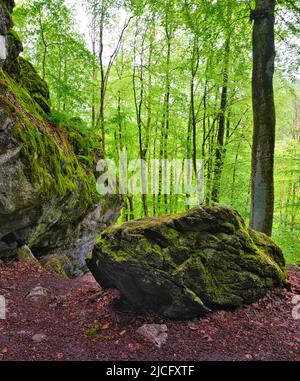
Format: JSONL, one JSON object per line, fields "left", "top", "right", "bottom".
{"left": 211, "top": 36, "right": 230, "bottom": 204}
{"left": 133, "top": 24, "right": 148, "bottom": 217}
{"left": 163, "top": 37, "right": 171, "bottom": 214}
{"left": 249, "top": 0, "right": 276, "bottom": 236}
{"left": 98, "top": 2, "right": 106, "bottom": 155}
{"left": 91, "top": 38, "right": 97, "bottom": 129}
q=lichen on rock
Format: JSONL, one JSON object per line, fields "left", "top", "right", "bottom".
{"left": 87, "top": 206, "right": 286, "bottom": 319}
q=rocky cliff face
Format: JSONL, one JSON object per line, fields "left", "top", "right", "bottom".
{"left": 0, "top": 0, "right": 122, "bottom": 275}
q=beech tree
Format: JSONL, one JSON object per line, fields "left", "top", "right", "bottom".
{"left": 249, "top": 0, "right": 276, "bottom": 236}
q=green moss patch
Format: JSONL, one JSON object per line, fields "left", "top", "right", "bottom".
{"left": 17, "top": 57, "right": 51, "bottom": 113}
{"left": 0, "top": 67, "right": 97, "bottom": 209}
{"left": 85, "top": 322, "right": 103, "bottom": 340}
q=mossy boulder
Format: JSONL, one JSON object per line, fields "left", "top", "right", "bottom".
{"left": 40, "top": 254, "right": 73, "bottom": 278}
{"left": 87, "top": 206, "right": 286, "bottom": 319}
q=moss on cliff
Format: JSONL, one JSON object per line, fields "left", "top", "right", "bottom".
{"left": 17, "top": 57, "right": 51, "bottom": 113}
{"left": 0, "top": 66, "right": 98, "bottom": 209}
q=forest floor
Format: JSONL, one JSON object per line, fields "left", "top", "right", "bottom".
{"left": 0, "top": 262, "right": 299, "bottom": 361}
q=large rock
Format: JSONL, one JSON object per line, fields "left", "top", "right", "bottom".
{"left": 87, "top": 207, "right": 286, "bottom": 319}
{"left": 0, "top": 1, "right": 122, "bottom": 275}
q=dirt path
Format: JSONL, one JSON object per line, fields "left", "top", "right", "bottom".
{"left": 0, "top": 262, "right": 299, "bottom": 361}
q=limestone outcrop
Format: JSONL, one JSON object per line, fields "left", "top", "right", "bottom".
{"left": 0, "top": 0, "right": 122, "bottom": 275}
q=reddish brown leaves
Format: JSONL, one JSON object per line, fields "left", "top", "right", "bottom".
{"left": 0, "top": 262, "right": 299, "bottom": 361}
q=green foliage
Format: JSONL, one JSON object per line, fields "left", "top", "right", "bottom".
{"left": 13, "top": 0, "right": 95, "bottom": 119}
{"left": 272, "top": 229, "right": 300, "bottom": 265}
{"left": 85, "top": 322, "right": 103, "bottom": 340}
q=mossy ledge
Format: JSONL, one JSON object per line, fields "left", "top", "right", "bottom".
{"left": 0, "top": 67, "right": 97, "bottom": 205}
{"left": 87, "top": 206, "right": 286, "bottom": 319}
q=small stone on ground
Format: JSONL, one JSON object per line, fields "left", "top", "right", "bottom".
{"left": 137, "top": 324, "right": 168, "bottom": 348}
{"left": 32, "top": 334, "right": 47, "bottom": 343}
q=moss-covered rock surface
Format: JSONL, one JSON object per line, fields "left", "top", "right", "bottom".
{"left": 87, "top": 206, "right": 286, "bottom": 319}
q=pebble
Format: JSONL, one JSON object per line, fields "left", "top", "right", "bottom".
{"left": 32, "top": 334, "right": 47, "bottom": 343}
{"left": 26, "top": 286, "right": 50, "bottom": 299}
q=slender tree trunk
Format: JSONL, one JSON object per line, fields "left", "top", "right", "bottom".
{"left": 186, "top": 103, "right": 192, "bottom": 209}
{"left": 128, "top": 195, "right": 135, "bottom": 220}
{"left": 39, "top": 16, "right": 47, "bottom": 81}
{"left": 230, "top": 136, "right": 241, "bottom": 199}
{"left": 158, "top": 35, "right": 171, "bottom": 213}
{"left": 63, "top": 56, "right": 67, "bottom": 111}
{"left": 123, "top": 196, "right": 129, "bottom": 222}
{"left": 58, "top": 48, "right": 62, "bottom": 111}
{"left": 98, "top": 2, "right": 106, "bottom": 155}
{"left": 290, "top": 182, "right": 296, "bottom": 231}
{"left": 163, "top": 37, "right": 171, "bottom": 213}
{"left": 249, "top": 0, "right": 276, "bottom": 236}
{"left": 211, "top": 36, "right": 230, "bottom": 204}
{"left": 117, "top": 91, "right": 123, "bottom": 148}
{"left": 189, "top": 36, "right": 200, "bottom": 184}
{"left": 152, "top": 115, "right": 159, "bottom": 216}
{"left": 91, "top": 38, "right": 97, "bottom": 129}
{"left": 133, "top": 24, "right": 148, "bottom": 217}
{"left": 145, "top": 17, "right": 155, "bottom": 212}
